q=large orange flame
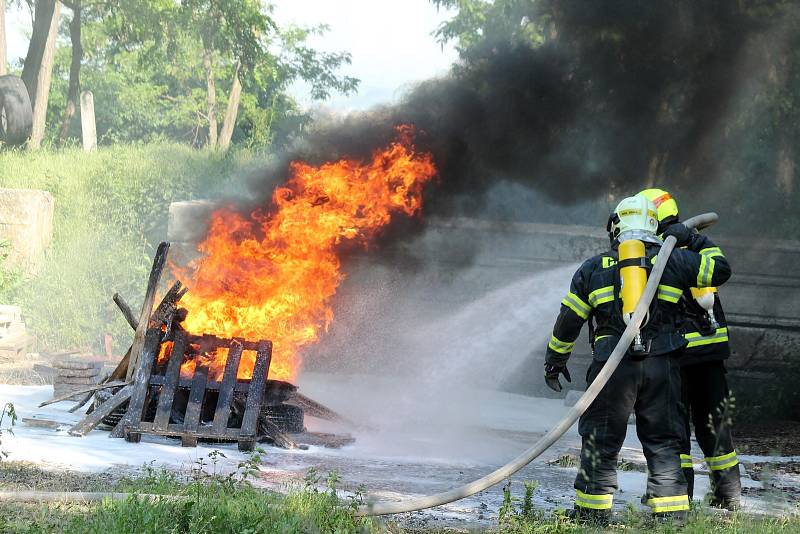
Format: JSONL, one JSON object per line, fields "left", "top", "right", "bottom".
{"left": 173, "top": 125, "right": 436, "bottom": 381}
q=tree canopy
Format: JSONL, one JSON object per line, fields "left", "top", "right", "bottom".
{"left": 29, "top": 0, "right": 359, "bottom": 148}
{"left": 427, "top": 0, "right": 800, "bottom": 234}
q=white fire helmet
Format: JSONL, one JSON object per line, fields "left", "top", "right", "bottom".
{"left": 606, "top": 195, "right": 660, "bottom": 243}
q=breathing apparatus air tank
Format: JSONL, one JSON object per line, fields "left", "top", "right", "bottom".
{"left": 690, "top": 286, "right": 719, "bottom": 329}
{"left": 619, "top": 239, "right": 649, "bottom": 355}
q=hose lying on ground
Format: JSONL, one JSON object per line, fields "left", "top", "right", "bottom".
{"left": 357, "top": 213, "right": 718, "bottom": 517}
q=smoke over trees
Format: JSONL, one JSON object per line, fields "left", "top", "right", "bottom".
{"left": 252, "top": 0, "right": 799, "bottom": 235}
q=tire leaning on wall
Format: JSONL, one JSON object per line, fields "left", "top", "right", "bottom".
{"left": 0, "top": 75, "right": 34, "bottom": 146}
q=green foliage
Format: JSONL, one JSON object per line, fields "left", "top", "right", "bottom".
{"left": 0, "top": 144, "right": 258, "bottom": 353}
{"left": 0, "top": 403, "right": 16, "bottom": 461}
{"left": 432, "top": 0, "right": 547, "bottom": 58}
{"left": 0, "top": 240, "right": 24, "bottom": 296}
{"left": 41, "top": 0, "right": 358, "bottom": 148}
{"left": 75, "top": 462, "right": 374, "bottom": 534}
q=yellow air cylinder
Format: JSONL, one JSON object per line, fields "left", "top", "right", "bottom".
{"left": 690, "top": 286, "right": 717, "bottom": 311}
{"left": 619, "top": 239, "right": 647, "bottom": 318}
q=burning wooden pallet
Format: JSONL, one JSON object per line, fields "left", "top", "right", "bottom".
{"left": 118, "top": 329, "right": 272, "bottom": 451}
{"left": 49, "top": 241, "right": 353, "bottom": 450}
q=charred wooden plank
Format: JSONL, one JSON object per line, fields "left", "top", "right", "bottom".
{"left": 212, "top": 339, "right": 243, "bottom": 433}
{"left": 112, "top": 293, "right": 138, "bottom": 331}
{"left": 38, "top": 381, "right": 127, "bottom": 408}
{"left": 111, "top": 328, "right": 161, "bottom": 438}
{"left": 182, "top": 363, "right": 209, "bottom": 436}
{"left": 108, "top": 346, "right": 132, "bottom": 383}
{"left": 257, "top": 413, "right": 300, "bottom": 449}
{"left": 151, "top": 281, "right": 187, "bottom": 325}
{"left": 108, "top": 283, "right": 184, "bottom": 384}
{"left": 126, "top": 242, "right": 170, "bottom": 381}
{"left": 286, "top": 392, "right": 353, "bottom": 426}
{"left": 69, "top": 385, "right": 132, "bottom": 437}
{"left": 22, "top": 417, "right": 70, "bottom": 430}
{"left": 68, "top": 372, "right": 110, "bottom": 413}
{"left": 240, "top": 341, "right": 272, "bottom": 440}
{"left": 148, "top": 376, "right": 253, "bottom": 392}
{"left": 153, "top": 331, "right": 187, "bottom": 431}
{"left": 293, "top": 431, "right": 355, "bottom": 449}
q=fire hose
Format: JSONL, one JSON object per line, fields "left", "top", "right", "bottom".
{"left": 357, "top": 212, "right": 718, "bottom": 517}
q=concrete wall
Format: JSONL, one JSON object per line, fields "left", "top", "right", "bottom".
{"left": 0, "top": 188, "right": 54, "bottom": 275}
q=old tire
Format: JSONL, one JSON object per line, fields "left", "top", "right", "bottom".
{"left": 0, "top": 75, "right": 33, "bottom": 146}
{"left": 262, "top": 404, "right": 304, "bottom": 433}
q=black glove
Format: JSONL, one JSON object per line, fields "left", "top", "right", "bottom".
{"left": 544, "top": 363, "right": 571, "bottom": 392}
{"left": 662, "top": 222, "right": 693, "bottom": 247}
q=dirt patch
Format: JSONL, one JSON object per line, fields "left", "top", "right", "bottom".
{"left": 735, "top": 420, "right": 800, "bottom": 456}
{"left": 0, "top": 461, "right": 124, "bottom": 492}
{"left": 748, "top": 461, "right": 800, "bottom": 480}
{"left": 0, "top": 361, "right": 51, "bottom": 385}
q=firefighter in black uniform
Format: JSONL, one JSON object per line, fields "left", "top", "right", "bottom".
{"left": 543, "top": 195, "right": 732, "bottom": 523}
{"left": 639, "top": 188, "right": 741, "bottom": 509}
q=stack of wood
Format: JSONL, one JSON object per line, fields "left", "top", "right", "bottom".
{"left": 38, "top": 241, "right": 355, "bottom": 450}
{"left": 0, "top": 304, "right": 28, "bottom": 360}
{"left": 52, "top": 360, "right": 103, "bottom": 401}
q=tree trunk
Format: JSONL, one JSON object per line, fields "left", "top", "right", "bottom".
{"left": 59, "top": 0, "right": 82, "bottom": 143}
{"left": 218, "top": 62, "right": 242, "bottom": 150}
{"left": 0, "top": 0, "right": 7, "bottom": 76}
{"left": 202, "top": 38, "right": 217, "bottom": 148}
{"left": 21, "top": 0, "right": 57, "bottom": 108}
{"left": 28, "top": 0, "right": 60, "bottom": 150}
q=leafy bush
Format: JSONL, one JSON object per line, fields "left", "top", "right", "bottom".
{"left": 0, "top": 144, "right": 260, "bottom": 353}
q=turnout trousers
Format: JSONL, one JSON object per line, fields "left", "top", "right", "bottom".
{"left": 575, "top": 352, "right": 689, "bottom": 515}
{"left": 680, "top": 360, "right": 741, "bottom": 504}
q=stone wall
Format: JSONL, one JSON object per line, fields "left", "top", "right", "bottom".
{"left": 0, "top": 188, "right": 54, "bottom": 275}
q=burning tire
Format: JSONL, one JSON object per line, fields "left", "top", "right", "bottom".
{"left": 0, "top": 75, "right": 33, "bottom": 146}
{"left": 262, "top": 403, "right": 305, "bottom": 433}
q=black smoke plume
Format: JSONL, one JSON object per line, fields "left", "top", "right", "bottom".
{"left": 244, "top": 1, "right": 796, "bottom": 229}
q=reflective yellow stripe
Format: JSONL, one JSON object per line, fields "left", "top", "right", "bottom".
{"left": 705, "top": 450, "right": 738, "bottom": 471}
{"left": 594, "top": 335, "right": 612, "bottom": 343}
{"left": 588, "top": 286, "right": 615, "bottom": 307}
{"left": 646, "top": 494, "right": 690, "bottom": 513}
{"left": 697, "top": 255, "right": 715, "bottom": 287}
{"left": 684, "top": 327, "right": 728, "bottom": 347}
{"left": 548, "top": 335, "right": 575, "bottom": 355}
{"left": 699, "top": 247, "right": 724, "bottom": 259}
{"left": 680, "top": 454, "right": 693, "bottom": 469}
{"left": 575, "top": 490, "right": 613, "bottom": 510}
{"left": 562, "top": 292, "right": 591, "bottom": 320}
{"left": 657, "top": 284, "right": 682, "bottom": 303}
{"left": 710, "top": 458, "right": 739, "bottom": 471}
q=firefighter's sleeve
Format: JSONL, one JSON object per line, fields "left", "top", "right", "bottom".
{"left": 678, "top": 235, "right": 732, "bottom": 288}
{"left": 545, "top": 263, "right": 592, "bottom": 366}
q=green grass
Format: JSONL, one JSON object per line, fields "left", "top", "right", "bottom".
{"left": 489, "top": 509, "right": 800, "bottom": 533}
{"left": 0, "top": 457, "right": 376, "bottom": 533}
{"left": 0, "top": 459, "right": 799, "bottom": 533}
{"left": 0, "top": 143, "right": 262, "bottom": 354}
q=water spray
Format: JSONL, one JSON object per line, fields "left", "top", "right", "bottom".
{"left": 357, "top": 212, "right": 718, "bottom": 517}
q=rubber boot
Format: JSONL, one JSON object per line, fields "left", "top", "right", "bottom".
{"left": 684, "top": 466, "right": 695, "bottom": 501}
{"left": 653, "top": 510, "right": 687, "bottom": 527}
{"left": 567, "top": 506, "right": 611, "bottom": 527}
{"left": 709, "top": 466, "right": 742, "bottom": 510}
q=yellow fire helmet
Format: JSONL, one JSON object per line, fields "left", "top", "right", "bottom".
{"left": 638, "top": 188, "right": 680, "bottom": 233}
{"left": 606, "top": 195, "right": 659, "bottom": 244}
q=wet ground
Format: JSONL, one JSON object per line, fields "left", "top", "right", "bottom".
{"left": 2, "top": 374, "right": 799, "bottom": 528}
